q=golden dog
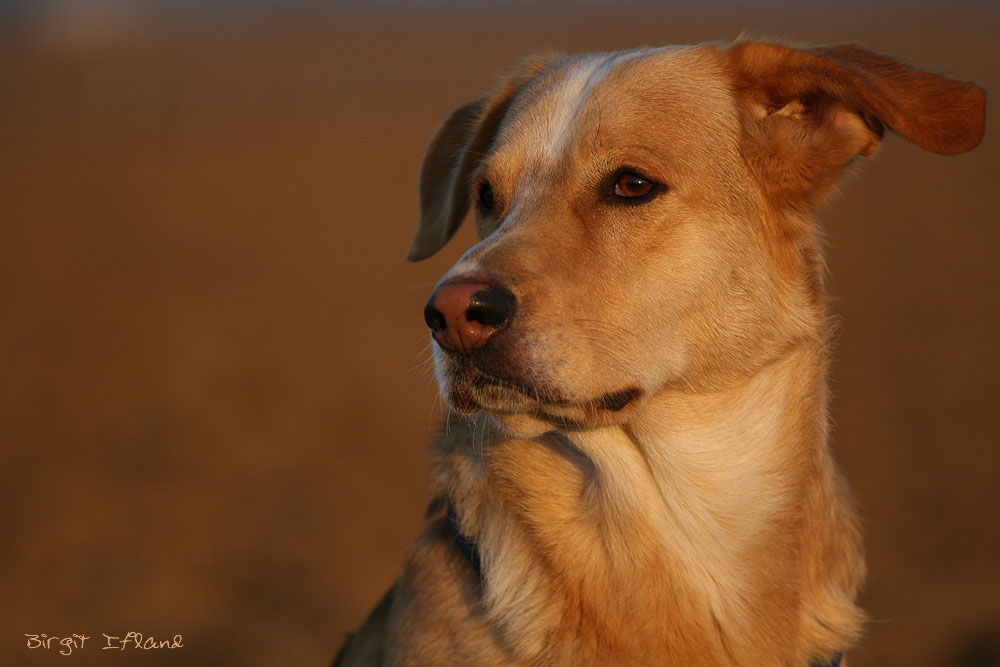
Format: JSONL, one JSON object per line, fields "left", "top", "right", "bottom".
{"left": 335, "top": 40, "right": 985, "bottom": 666}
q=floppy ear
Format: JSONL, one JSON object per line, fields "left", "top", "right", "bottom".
{"left": 728, "top": 41, "right": 986, "bottom": 208}
{"left": 406, "top": 57, "right": 552, "bottom": 261}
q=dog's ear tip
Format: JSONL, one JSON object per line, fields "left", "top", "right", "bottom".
{"left": 965, "top": 83, "right": 988, "bottom": 149}
{"left": 404, "top": 248, "right": 426, "bottom": 262}
{"left": 917, "top": 80, "right": 986, "bottom": 155}
{"left": 404, "top": 240, "right": 433, "bottom": 262}
{"left": 936, "top": 135, "right": 985, "bottom": 156}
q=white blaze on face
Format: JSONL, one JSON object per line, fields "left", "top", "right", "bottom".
{"left": 536, "top": 57, "right": 606, "bottom": 161}
{"left": 532, "top": 49, "right": 663, "bottom": 163}
{"left": 446, "top": 51, "right": 652, "bottom": 280}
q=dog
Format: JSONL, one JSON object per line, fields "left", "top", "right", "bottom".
{"left": 334, "top": 40, "right": 985, "bottom": 666}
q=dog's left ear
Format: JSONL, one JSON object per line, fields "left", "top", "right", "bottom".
{"left": 728, "top": 41, "right": 986, "bottom": 208}
{"left": 406, "top": 57, "right": 553, "bottom": 261}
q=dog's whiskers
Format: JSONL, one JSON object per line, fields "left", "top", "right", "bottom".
{"left": 474, "top": 413, "right": 489, "bottom": 471}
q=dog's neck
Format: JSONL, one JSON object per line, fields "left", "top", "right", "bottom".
{"left": 433, "top": 339, "right": 863, "bottom": 664}
{"left": 629, "top": 341, "right": 828, "bottom": 576}
{"left": 572, "top": 343, "right": 831, "bottom": 630}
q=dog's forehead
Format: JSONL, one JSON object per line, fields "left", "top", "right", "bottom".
{"left": 492, "top": 45, "right": 739, "bottom": 172}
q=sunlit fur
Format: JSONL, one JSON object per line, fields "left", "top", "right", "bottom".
{"left": 337, "top": 40, "right": 985, "bottom": 666}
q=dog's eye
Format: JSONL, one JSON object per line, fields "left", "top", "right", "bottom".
{"left": 614, "top": 173, "right": 656, "bottom": 199}
{"left": 477, "top": 182, "right": 495, "bottom": 215}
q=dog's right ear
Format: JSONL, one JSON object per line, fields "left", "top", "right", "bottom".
{"left": 406, "top": 57, "right": 552, "bottom": 262}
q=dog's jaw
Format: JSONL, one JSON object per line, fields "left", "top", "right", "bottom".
{"left": 490, "top": 412, "right": 552, "bottom": 440}
{"left": 435, "top": 344, "right": 647, "bottom": 433}
{"left": 488, "top": 388, "right": 643, "bottom": 438}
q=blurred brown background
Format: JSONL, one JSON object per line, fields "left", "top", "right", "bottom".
{"left": 1, "top": 1, "right": 997, "bottom": 665}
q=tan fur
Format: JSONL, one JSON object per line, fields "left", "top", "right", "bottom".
{"left": 336, "top": 40, "right": 985, "bottom": 666}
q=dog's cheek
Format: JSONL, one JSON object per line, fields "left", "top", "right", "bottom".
{"left": 520, "top": 325, "right": 610, "bottom": 400}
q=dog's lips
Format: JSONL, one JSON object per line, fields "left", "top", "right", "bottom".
{"left": 446, "top": 363, "right": 543, "bottom": 414}
{"left": 444, "top": 360, "right": 642, "bottom": 422}
{"left": 593, "top": 388, "right": 642, "bottom": 413}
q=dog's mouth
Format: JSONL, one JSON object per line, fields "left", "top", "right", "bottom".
{"left": 445, "top": 362, "right": 642, "bottom": 426}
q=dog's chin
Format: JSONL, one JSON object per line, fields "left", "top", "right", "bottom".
{"left": 443, "top": 364, "right": 643, "bottom": 432}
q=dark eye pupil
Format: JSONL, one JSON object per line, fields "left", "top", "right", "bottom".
{"left": 478, "top": 183, "right": 495, "bottom": 213}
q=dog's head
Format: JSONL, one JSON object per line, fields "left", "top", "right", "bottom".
{"left": 409, "top": 41, "right": 984, "bottom": 434}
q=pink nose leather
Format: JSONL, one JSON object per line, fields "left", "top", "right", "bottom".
{"left": 423, "top": 280, "right": 514, "bottom": 353}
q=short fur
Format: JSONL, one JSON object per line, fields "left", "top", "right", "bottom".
{"left": 335, "top": 40, "right": 985, "bottom": 666}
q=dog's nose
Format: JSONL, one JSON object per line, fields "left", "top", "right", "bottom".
{"left": 424, "top": 280, "right": 515, "bottom": 353}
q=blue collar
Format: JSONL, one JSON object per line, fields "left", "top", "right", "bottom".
{"left": 445, "top": 504, "right": 842, "bottom": 667}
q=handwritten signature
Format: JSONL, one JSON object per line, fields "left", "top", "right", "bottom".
{"left": 25, "top": 633, "right": 184, "bottom": 656}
